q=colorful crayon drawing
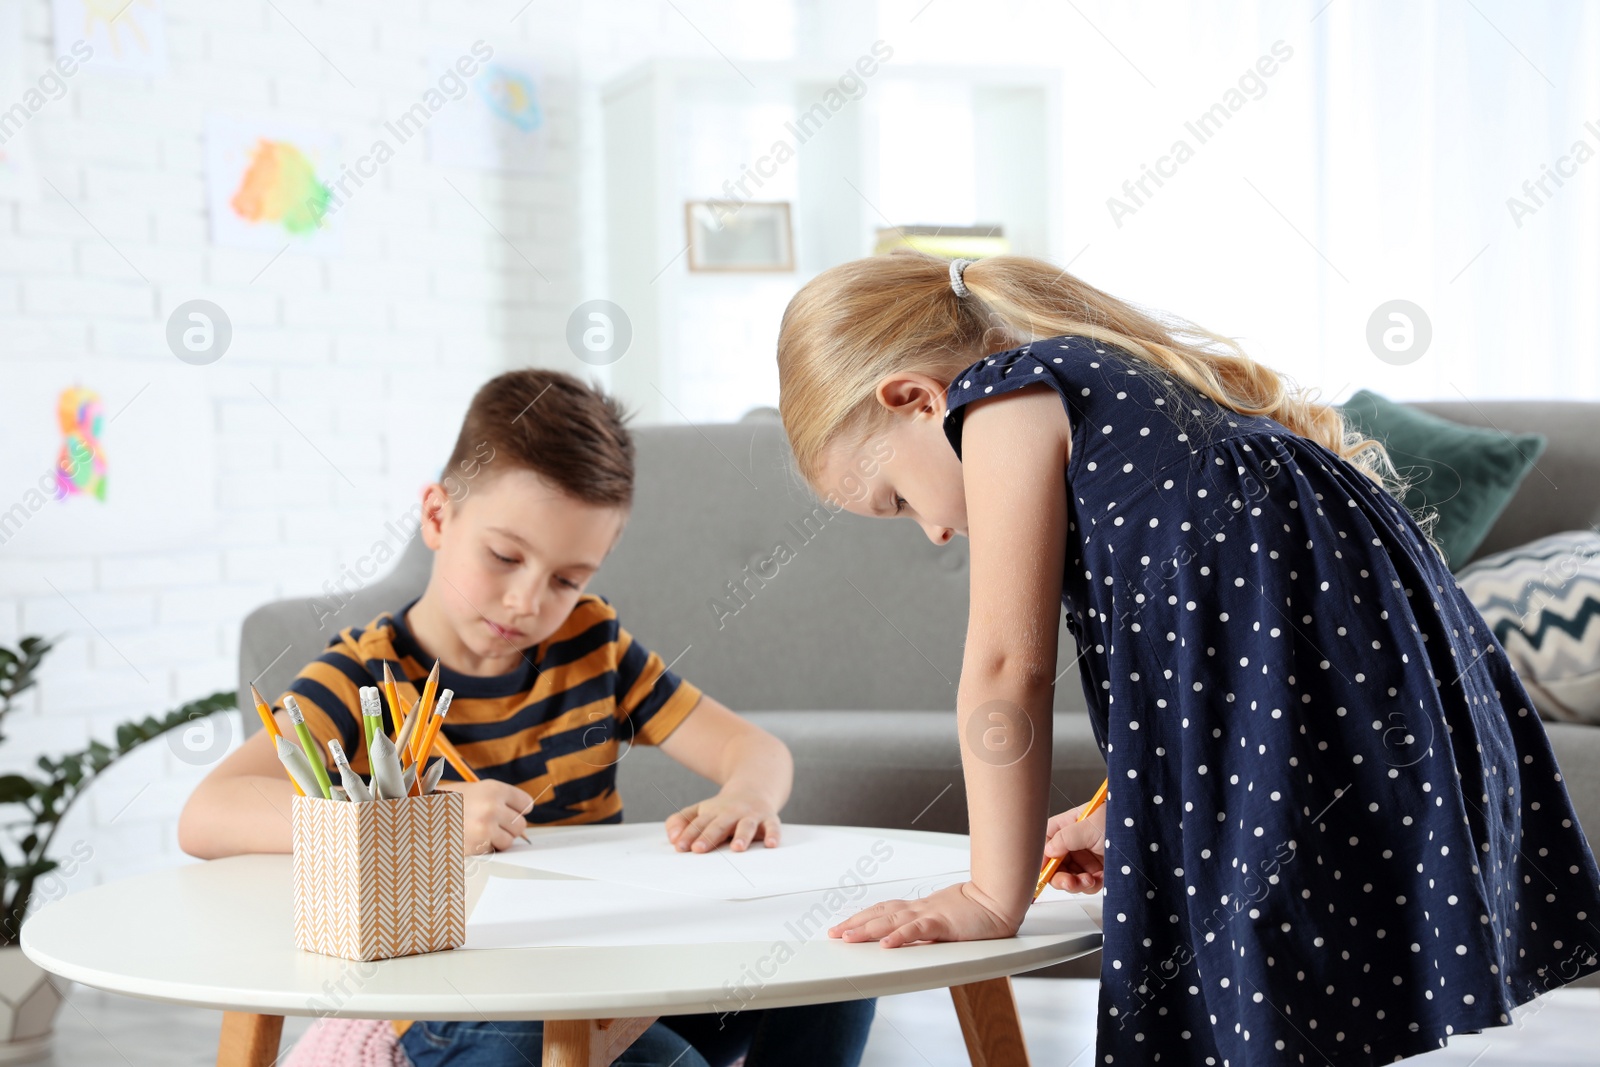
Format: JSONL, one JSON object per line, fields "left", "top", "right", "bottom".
{"left": 477, "top": 64, "right": 543, "bottom": 132}
{"left": 51, "top": 0, "right": 168, "bottom": 75}
{"left": 55, "top": 386, "right": 107, "bottom": 502}
{"left": 205, "top": 115, "right": 340, "bottom": 251}
{"left": 229, "top": 139, "right": 330, "bottom": 236}
{"left": 429, "top": 51, "right": 548, "bottom": 173}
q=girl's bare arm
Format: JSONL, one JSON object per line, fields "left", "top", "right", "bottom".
{"left": 955, "top": 384, "right": 1072, "bottom": 926}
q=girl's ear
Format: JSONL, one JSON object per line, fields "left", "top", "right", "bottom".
{"left": 418, "top": 483, "right": 453, "bottom": 550}
{"left": 874, "top": 372, "right": 946, "bottom": 417}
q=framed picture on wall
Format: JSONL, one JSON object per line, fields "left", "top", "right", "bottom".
{"left": 684, "top": 200, "right": 794, "bottom": 272}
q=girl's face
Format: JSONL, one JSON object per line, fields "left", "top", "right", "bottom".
{"left": 816, "top": 372, "right": 968, "bottom": 545}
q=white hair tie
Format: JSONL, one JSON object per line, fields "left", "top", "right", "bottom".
{"left": 949, "top": 258, "right": 975, "bottom": 298}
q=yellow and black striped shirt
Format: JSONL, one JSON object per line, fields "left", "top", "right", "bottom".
{"left": 278, "top": 592, "right": 702, "bottom": 823}
{"left": 279, "top": 593, "right": 701, "bottom": 1042}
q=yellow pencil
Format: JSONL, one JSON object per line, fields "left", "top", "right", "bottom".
{"left": 382, "top": 662, "right": 402, "bottom": 743}
{"left": 432, "top": 731, "right": 480, "bottom": 784}
{"left": 1034, "top": 777, "right": 1108, "bottom": 901}
{"left": 411, "top": 660, "right": 440, "bottom": 762}
{"left": 250, "top": 683, "right": 304, "bottom": 797}
{"left": 409, "top": 691, "right": 452, "bottom": 796}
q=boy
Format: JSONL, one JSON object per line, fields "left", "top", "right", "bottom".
{"left": 179, "top": 369, "right": 874, "bottom": 1067}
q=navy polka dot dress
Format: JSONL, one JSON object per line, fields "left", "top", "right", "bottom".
{"left": 942, "top": 335, "right": 1600, "bottom": 1065}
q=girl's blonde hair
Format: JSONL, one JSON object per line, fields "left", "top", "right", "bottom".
{"left": 776, "top": 249, "right": 1440, "bottom": 556}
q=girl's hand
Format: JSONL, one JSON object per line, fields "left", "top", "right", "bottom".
{"left": 666, "top": 789, "right": 782, "bottom": 852}
{"left": 1043, "top": 800, "right": 1107, "bottom": 893}
{"left": 435, "top": 780, "right": 534, "bottom": 856}
{"left": 827, "top": 881, "right": 1019, "bottom": 948}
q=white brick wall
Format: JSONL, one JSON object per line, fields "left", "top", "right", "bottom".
{"left": 0, "top": 0, "right": 785, "bottom": 899}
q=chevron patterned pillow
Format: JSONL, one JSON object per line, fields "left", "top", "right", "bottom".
{"left": 1456, "top": 530, "right": 1600, "bottom": 724}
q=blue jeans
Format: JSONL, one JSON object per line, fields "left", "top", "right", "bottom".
{"left": 398, "top": 1000, "right": 877, "bottom": 1067}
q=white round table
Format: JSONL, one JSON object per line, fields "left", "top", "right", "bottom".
{"left": 21, "top": 826, "right": 1102, "bottom": 1067}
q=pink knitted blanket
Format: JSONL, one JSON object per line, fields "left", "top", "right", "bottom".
{"left": 281, "top": 1018, "right": 409, "bottom": 1067}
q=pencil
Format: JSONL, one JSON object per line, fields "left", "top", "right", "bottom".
{"left": 411, "top": 660, "right": 440, "bottom": 762}
{"left": 395, "top": 697, "right": 423, "bottom": 768}
{"left": 382, "top": 663, "right": 402, "bottom": 743}
{"left": 409, "top": 690, "right": 452, "bottom": 796}
{"left": 395, "top": 688, "right": 478, "bottom": 783}
{"left": 250, "top": 683, "right": 304, "bottom": 797}
{"left": 1034, "top": 777, "right": 1109, "bottom": 901}
{"left": 432, "top": 730, "right": 480, "bottom": 783}
{"left": 363, "top": 702, "right": 377, "bottom": 761}
{"left": 282, "top": 694, "right": 334, "bottom": 800}
{"left": 357, "top": 686, "right": 383, "bottom": 770}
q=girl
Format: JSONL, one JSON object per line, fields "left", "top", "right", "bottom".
{"left": 776, "top": 249, "right": 1600, "bottom": 1064}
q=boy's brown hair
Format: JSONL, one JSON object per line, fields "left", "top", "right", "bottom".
{"left": 442, "top": 369, "right": 635, "bottom": 507}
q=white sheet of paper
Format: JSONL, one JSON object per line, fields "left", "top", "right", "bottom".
{"left": 491, "top": 824, "right": 971, "bottom": 900}
{"left": 463, "top": 869, "right": 1098, "bottom": 950}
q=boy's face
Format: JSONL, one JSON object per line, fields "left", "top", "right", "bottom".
{"left": 417, "top": 468, "right": 627, "bottom": 675}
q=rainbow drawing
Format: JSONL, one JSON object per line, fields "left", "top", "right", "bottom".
{"left": 477, "top": 65, "right": 543, "bottom": 132}
{"left": 55, "top": 386, "right": 107, "bottom": 502}
{"left": 229, "top": 139, "right": 330, "bottom": 236}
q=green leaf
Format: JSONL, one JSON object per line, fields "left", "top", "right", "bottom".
{"left": 18, "top": 636, "right": 53, "bottom": 657}
{"left": 8, "top": 859, "right": 57, "bottom": 881}
{"left": 3, "top": 688, "right": 237, "bottom": 926}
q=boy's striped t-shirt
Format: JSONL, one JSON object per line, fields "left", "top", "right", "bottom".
{"left": 278, "top": 592, "right": 703, "bottom": 823}
{"left": 275, "top": 593, "right": 703, "bottom": 1042}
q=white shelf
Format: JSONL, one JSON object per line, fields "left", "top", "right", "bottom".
{"left": 601, "top": 57, "right": 1064, "bottom": 424}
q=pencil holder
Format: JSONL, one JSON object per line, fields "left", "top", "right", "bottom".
{"left": 291, "top": 790, "right": 465, "bottom": 962}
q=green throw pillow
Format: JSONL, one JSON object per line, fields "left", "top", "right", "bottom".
{"left": 1337, "top": 389, "right": 1546, "bottom": 569}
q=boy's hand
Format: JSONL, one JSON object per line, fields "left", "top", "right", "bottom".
{"left": 436, "top": 780, "right": 535, "bottom": 856}
{"left": 828, "top": 881, "right": 1018, "bottom": 948}
{"left": 666, "top": 788, "right": 781, "bottom": 853}
{"left": 1043, "top": 800, "right": 1107, "bottom": 894}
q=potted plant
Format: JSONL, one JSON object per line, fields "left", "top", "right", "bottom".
{"left": 0, "top": 635, "right": 235, "bottom": 1063}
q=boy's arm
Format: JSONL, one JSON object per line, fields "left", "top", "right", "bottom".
{"left": 656, "top": 694, "right": 793, "bottom": 853}
{"left": 179, "top": 649, "right": 365, "bottom": 859}
{"left": 177, "top": 708, "right": 303, "bottom": 858}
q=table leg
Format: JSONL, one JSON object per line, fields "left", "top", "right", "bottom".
{"left": 542, "top": 1016, "right": 659, "bottom": 1067}
{"left": 950, "top": 977, "right": 1030, "bottom": 1067}
{"left": 216, "top": 1011, "right": 285, "bottom": 1067}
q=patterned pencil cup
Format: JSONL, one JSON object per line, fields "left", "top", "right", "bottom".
{"left": 291, "top": 791, "right": 465, "bottom": 962}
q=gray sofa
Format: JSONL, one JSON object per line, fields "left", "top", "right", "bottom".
{"left": 238, "top": 399, "right": 1600, "bottom": 982}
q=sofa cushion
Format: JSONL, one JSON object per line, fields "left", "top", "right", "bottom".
{"left": 1457, "top": 530, "right": 1600, "bottom": 724}
{"left": 1340, "top": 389, "right": 1546, "bottom": 567}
